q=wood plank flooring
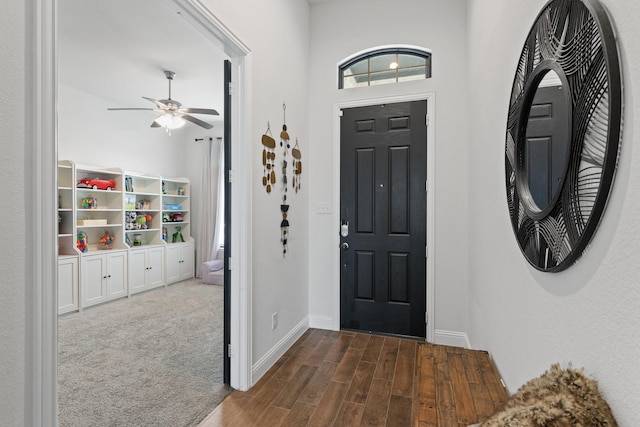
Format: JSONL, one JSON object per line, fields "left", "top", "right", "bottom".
{"left": 199, "top": 329, "right": 507, "bottom": 427}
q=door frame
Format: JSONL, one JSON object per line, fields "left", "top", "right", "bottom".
{"left": 28, "top": 0, "right": 253, "bottom": 424}
{"left": 333, "top": 93, "right": 436, "bottom": 342}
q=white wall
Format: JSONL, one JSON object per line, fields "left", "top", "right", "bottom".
{"left": 58, "top": 84, "right": 188, "bottom": 176}
{"left": 0, "top": 2, "right": 26, "bottom": 425}
{"left": 466, "top": 0, "right": 640, "bottom": 423}
{"left": 307, "top": 0, "right": 470, "bottom": 338}
{"left": 199, "top": 0, "right": 311, "bottom": 375}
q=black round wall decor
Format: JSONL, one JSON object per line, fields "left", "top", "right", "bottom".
{"left": 505, "top": 0, "right": 622, "bottom": 272}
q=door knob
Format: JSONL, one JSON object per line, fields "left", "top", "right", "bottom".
{"left": 340, "top": 242, "right": 350, "bottom": 250}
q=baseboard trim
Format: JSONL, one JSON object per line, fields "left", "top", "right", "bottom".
{"left": 308, "top": 315, "right": 335, "bottom": 331}
{"left": 433, "top": 329, "right": 471, "bottom": 349}
{"left": 251, "top": 317, "right": 309, "bottom": 384}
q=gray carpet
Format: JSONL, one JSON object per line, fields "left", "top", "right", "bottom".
{"left": 58, "top": 279, "right": 231, "bottom": 427}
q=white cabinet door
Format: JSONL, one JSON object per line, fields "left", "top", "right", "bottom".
{"left": 180, "top": 241, "right": 194, "bottom": 281}
{"left": 106, "top": 251, "right": 128, "bottom": 299}
{"left": 165, "top": 244, "right": 181, "bottom": 284}
{"left": 82, "top": 254, "right": 107, "bottom": 307}
{"left": 58, "top": 257, "right": 78, "bottom": 314}
{"left": 128, "top": 249, "right": 147, "bottom": 294}
{"left": 147, "top": 246, "right": 165, "bottom": 289}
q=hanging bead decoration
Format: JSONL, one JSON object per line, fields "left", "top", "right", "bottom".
{"left": 292, "top": 138, "right": 302, "bottom": 193}
{"left": 280, "top": 103, "right": 291, "bottom": 257}
{"left": 261, "top": 122, "right": 276, "bottom": 194}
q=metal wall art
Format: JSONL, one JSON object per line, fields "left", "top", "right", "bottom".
{"left": 505, "top": 0, "right": 622, "bottom": 271}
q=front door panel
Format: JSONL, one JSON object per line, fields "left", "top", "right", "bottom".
{"left": 340, "top": 101, "right": 427, "bottom": 338}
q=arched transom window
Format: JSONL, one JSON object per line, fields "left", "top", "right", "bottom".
{"left": 339, "top": 47, "right": 432, "bottom": 89}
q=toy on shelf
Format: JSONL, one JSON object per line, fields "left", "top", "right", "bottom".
{"left": 125, "top": 211, "right": 136, "bottom": 230}
{"left": 136, "top": 200, "right": 151, "bottom": 210}
{"left": 133, "top": 234, "right": 142, "bottom": 246}
{"left": 162, "top": 181, "right": 166, "bottom": 194}
{"left": 99, "top": 231, "right": 114, "bottom": 249}
{"left": 162, "top": 227, "right": 168, "bottom": 242}
{"left": 178, "top": 186, "right": 185, "bottom": 196}
{"left": 163, "top": 212, "right": 170, "bottom": 223}
{"left": 172, "top": 226, "right": 185, "bottom": 243}
{"left": 77, "top": 178, "right": 115, "bottom": 190}
{"left": 170, "top": 213, "right": 184, "bottom": 222}
{"left": 77, "top": 231, "right": 88, "bottom": 253}
{"left": 134, "top": 215, "right": 147, "bottom": 229}
{"left": 163, "top": 203, "right": 182, "bottom": 210}
{"left": 81, "top": 196, "right": 97, "bottom": 209}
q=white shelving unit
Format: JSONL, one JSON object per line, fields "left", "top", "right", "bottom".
{"left": 124, "top": 172, "right": 165, "bottom": 294}
{"left": 56, "top": 162, "right": 196, "bottom": 312}
{"left": 161, "top": 177, "right": 194, "bottom": 284}
{"left": 73, "top": 164, "right": 128, "bottom": 309}
{"left": 57, "top": 160, "right": 79, "bottom": 314}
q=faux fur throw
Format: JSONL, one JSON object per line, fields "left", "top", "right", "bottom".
{"left": 482, "top": 364, "right": 617, "bottom": 427}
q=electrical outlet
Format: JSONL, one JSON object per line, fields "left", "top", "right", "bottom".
{"left": 272, "top": 312, "right": 278, "bottom": 330}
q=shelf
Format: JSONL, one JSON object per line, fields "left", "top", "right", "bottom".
{"left": 126, "top": 209, "right": 160, "bottom": 213}
{"left": 58, "top": 186, "right": 73, "bottom": 191}
{"left": 163, "top": 221, "right": 189, "bottom": 225}
{"left": 58, "top": 234, "right": 74, "bottom": 238}
{"left": 126, "top": 228, "right": 161, "bottom": 232}
{"left": 162, "top": 210, "right": 189, "bottom": 213}
{"left": 77, "top": 208, "right": 121, "bottom": 212}
{"left": 58, "top": 208, "right": 73, "bottom": 212}
{"left": 125, "top": 191, "right": 158, "bottom": 197}
{"left": 77, "top": 223, "right": 122, "bottom": 228}
{"left": 163, "top": 194, "right": 188, "bottom": 198}
{"left": 76, "top": 188, "right": 122, "bottom": 194}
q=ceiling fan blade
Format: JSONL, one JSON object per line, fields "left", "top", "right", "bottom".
{"left": 182, "top": 114, "right": 214, "bottom": 129}
{"left": 107, "top": 108, "right": 154, "bottom": 111}
{"left": 180, "top": 107, "right": 220, "bottom": 116}
{"left": 142, "top": 96, "right": 168, "bottom": 109}
{"left": 151, "top": 120, "right": 161, "bottom": 128}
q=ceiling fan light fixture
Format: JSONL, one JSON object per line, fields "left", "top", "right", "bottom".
{"left": 156, "top": 112, "right": 186, "bottom": 130}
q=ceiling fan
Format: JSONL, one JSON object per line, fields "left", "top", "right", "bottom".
{"left": 108, "top": 70, "right": 219, "bottom": 131}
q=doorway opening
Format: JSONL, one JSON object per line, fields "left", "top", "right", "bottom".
{"left": 29, "top": 0, "right": 252, "bottom": 423}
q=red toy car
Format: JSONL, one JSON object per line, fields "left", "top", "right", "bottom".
{"left": 77, "top": 178, "right": 116, "bottom": 190}
{"left": 170, "top": 213, "right": 184, "bottom": 222}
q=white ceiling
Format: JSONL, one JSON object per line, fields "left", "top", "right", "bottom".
{"left": 58, "top": 0, "right": 229, "bottom": 124}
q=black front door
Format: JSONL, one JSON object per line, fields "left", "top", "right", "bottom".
{"left": 340, "top": 101, "right": 427, "bottom": 338}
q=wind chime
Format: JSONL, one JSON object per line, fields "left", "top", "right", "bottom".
{"left": 280, "top": 103, "right": 290, "bottom": 256}
{"left": 260, "top": 102, "right": 303, "bottom": 257}
{"left": 292, "top": 138, "right": 302, "bottom": 193}
{"left": 261, "top": 122, "right": 276, "bottom": 193}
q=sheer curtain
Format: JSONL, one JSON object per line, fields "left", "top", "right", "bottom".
{"left": 213, "top": 139, "right": 224, "bottom": 252}
{"left": 196, "top": 137, "right": 223, "bottom": 277}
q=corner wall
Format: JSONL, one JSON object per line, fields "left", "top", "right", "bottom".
{"left": 200, "top": 0, "right": 311, "bottom": 379}
{"left": 307, "top": 0, "right": 470, "bottom": 340}
{"left": 466, "top": 0, "right": 640, "bottom": 423}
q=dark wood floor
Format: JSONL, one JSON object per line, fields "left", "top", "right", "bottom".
{"left": 199, "top": 329, "right": 507, "bottom": 426}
